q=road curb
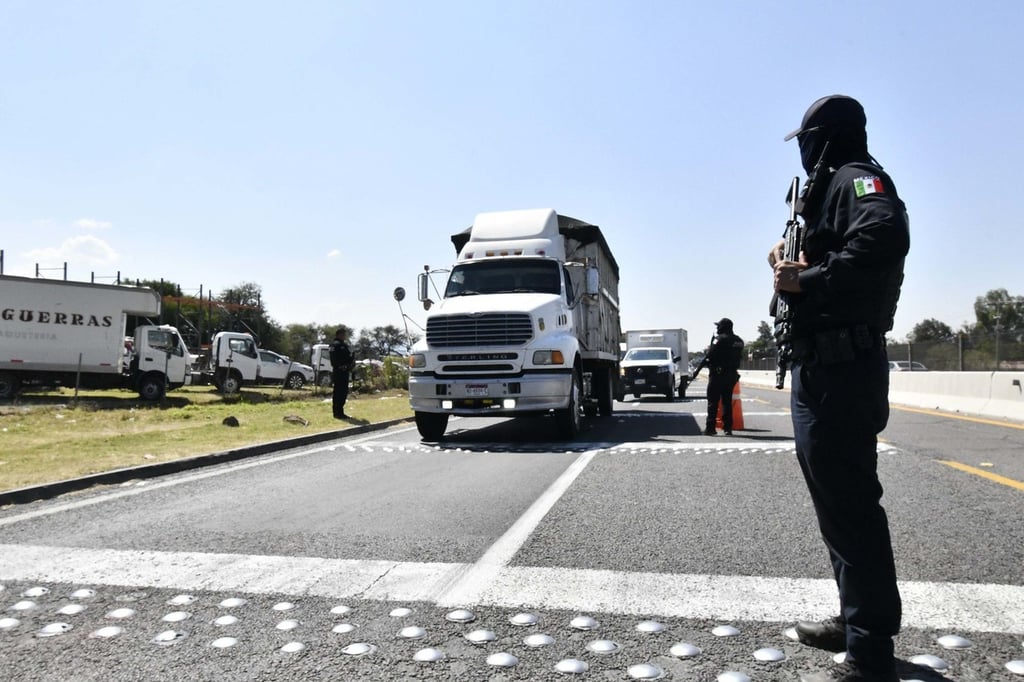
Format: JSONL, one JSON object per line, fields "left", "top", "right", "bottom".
{"left": 0, "top": 417, "right": 415, "bottom": 508}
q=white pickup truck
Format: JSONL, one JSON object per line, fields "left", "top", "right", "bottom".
{"left": 257, "top": 350, "right": 315, "bottom": 389}
{"left": 619, "top": 328, "right": 688, "bottom": 399}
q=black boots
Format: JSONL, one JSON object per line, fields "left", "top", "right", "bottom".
{"left": 795, "top": 616, "right": 847, "bottom": 652}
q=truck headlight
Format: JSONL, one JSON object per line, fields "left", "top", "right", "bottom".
{"left": 410, "top": 354, "right": 426, "bottom": 368}
{"left": 657, "top": 365, "right": 670, "bottom": 373}
{"left": 532, "top": 350, "right": 565, "bottom": 365}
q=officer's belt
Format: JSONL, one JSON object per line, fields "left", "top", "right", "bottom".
{"left": 791, "top": 324, "right": 883, "bottom": 365}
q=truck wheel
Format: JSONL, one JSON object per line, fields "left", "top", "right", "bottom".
{"left": 678, "top": 378, "right": 688, "bottom": 399}
{"left": 138, "top": 374, "right": 166, "bottom": 401}
{"left": 597, "top": 368, "right": 614, "bottom": 417}
{"left": 665, "top": 381, "right": 675, "bottom": 401}
{"left": 286, "top": 372, "right": 305, "bottom": 390}
{"left": 0, "top": 371, "right": 20, "bottom": 399}
{"left": 632, "top": 392, "right": 641, "bottom": 399}
{"left": 555, "top": 371, "right": 582, "bottom": 439}
{"left": 415, "top": 412, "right": 449, "bottom": 441}
{"left": 221, "top": 372, "right": 243, "bottom": 394}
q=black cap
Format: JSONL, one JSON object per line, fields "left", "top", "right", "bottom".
{"left": 335, "top": 328, "right": 346, "bottom": 337}
{"left": 784, "top": 95, "right": 866, "bottom": 141}
{"left": 715, "top": 318, "right": 733, "bottom": 331}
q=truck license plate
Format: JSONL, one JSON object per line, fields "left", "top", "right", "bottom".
{"left": 635, "top": 378, "right": 645, "bottom": 385}
{"left": 467, "top": 384, "right": 488, "bottom": 397}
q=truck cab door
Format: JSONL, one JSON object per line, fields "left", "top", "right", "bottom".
{"left": 228, "top": 337, "right": 260, "bottom": 380}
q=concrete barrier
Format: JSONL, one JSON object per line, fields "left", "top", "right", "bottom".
{"left": 738, "top": 370, "right": 1024, "bottom": 423}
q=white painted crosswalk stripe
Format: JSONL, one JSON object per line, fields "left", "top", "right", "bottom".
{"left": 2, "top": 543, "right": 1021, "bottom": 633}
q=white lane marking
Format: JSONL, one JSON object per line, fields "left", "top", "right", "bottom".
{"left": 434, "top": 449, "right": 600, "bottom": 607}
{"left": 0, "top": 428, "right": 415, "bottom": 528}
{"left": 1, "top": 543, "right": 1021, "bottom": 634}
{"left": 480, "top": 566, "right": 1024, "bottom": 634}
{"left": 0, "top": 543, "right": 461, "bottom": 603}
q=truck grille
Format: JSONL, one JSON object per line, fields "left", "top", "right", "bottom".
{"left": 427, "top": 313, "right": 533, "bottom": 348}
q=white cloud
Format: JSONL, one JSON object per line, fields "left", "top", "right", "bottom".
{"left": 24, "top": 235, "right": 119, "bottom": 270}
{"left": 72, "top": 218, "right": 113, "bottom": 231}
{"left": 327, "top": 249, "right": 341, "bottom": 259}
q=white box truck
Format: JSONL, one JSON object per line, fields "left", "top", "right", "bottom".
{"left": 619, "top": 328, "right": 689, "bottom": 399}
{"left": 204, "top": 331, "right": 262, "bottom": 393}
{"left": 311, "top": 343, "right": 333, "bottom": 387}
{"left": 408, "top": 208, "right": 621, "bottom": 441}
{"left": 0, "top": 274, "right": 194, "bottom": 400}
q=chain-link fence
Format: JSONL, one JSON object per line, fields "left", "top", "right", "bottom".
{"left": 888, "top": 330, "right": 1024, "bottom": 371}
{"left": 740, "top": 330, "right": 1024, "bottom": 372}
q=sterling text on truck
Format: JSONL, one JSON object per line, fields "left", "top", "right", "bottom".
{"left": 0, "top": 275, "right": 194, "bottom": 400}
{"left": 408, "top": 208, "right": 621, "bottom": 441}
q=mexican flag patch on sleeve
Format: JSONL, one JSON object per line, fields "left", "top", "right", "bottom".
{"left": 853, "top": 175, "right": 885, "bottom": 197}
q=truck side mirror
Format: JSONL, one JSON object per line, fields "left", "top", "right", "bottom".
{"left": 417, "top": 272, "right": 434, "bottom": 310}
{"left": 417, "top": 272, "right": 430, "bottom": 302}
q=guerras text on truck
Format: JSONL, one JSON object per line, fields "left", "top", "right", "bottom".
{"left": 407, "top": 208, "right": 621, "bottom": 441}
{"left": 0, "top": 275, "right": 194, "bottom": 400}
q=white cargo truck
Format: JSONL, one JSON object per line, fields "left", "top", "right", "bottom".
{"left": 408, "top": 208, "right": 622, "bottom": 441}
{"left": 311, "top": 343, "right": 333, "bottom": 387}
{"left": 0, "top": 274, "right": 194, "bottom": 400}
{"left": 204, "top": 331, "right": 262, "bottom": 393}
{"left": 619, "top": 328, "right": 689, "bottom": 399}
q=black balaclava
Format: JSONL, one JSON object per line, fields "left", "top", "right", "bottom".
{"left": 784, "top": 95, "right": 873, "bottom": 175}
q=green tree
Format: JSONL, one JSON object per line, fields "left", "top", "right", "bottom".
{"left": 974, "top": 289, "right": 1024, "bottom": 333}
{"left": 220, "top": 282, "right": 263, "bottom": 308}
{"left": 354, "top": 329, "right": 377, "bottom": 360}
{"left": 744, "top": 321, "right": 776, "bottom": 360}
{"left": 368, "top": 325, "right": 406, "bottom": 358}
{"left": 909, "top": 319, "right": 955, "bottom": 342}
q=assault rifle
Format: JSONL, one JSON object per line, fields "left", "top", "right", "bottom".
{"left": 689, "top": 333, "right": 715, "bottom": 381}
{"left": 772, "top": 177, "right": 801, "bottom": 389}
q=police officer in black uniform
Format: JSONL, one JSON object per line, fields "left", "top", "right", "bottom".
{"left": 693, "top": 318, "right": 744, "bottom": 436}
{"left": 329, "top": 328, "right": 354, "bottom": 419}
{"left": 770, "top": 95, "right": 909, "bottom": 682}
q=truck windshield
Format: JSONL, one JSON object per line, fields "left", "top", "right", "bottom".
{"left": 147, "top": 329, "right": 183, "bottom": 356}
{"left": 624, "top": 348, "right": 671, "bottom": 362}
{"left": 445, "top": 259, "right": 561, "bottom": 297}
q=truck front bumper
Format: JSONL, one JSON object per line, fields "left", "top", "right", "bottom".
{"left": 409, "top": 370, "right": 572, "bottom": 415}
{"left": 621, "top": 373, "right": 673, "bottom": 394}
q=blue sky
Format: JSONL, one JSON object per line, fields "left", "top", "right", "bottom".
{"left": 2, "top": 1, "right": 1021, "bottom": 345}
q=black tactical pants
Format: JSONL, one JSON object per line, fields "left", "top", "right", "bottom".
{"left": 790, "top": 347, "right": 901, "bottom": 674}
{"left": 705, "top": 370, "right": 738, "bottom": 432}
{"left": 332, "top": 370, "right": 350, "bottom": 418}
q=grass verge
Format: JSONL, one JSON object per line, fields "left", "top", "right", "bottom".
{"left": 0, "top": 384, "right": 413, "bottom": 492}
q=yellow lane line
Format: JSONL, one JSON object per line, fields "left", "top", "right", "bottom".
{"left": 938, "top": 460, "right": 1024, "bottom": 491}
{"left": 892, "top": 404, "right": 1024, "bottom": 430}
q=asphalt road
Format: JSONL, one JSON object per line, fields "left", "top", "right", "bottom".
{"left": 1, "top": 381, "right": 1022, "bottom": 681}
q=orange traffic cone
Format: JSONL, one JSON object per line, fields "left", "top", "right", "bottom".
{"left": 715, "top": 381, "right": 744, "bottom": 432}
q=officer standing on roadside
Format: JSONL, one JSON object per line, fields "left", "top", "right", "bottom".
{"left": 770, "top": 95, "right": 910, "bottom": 682}
{"left": 329, "top": 328, "right": 353, "bottom": 420}
{"left": 692, "top": 318, "right": 744, "bottom": 435}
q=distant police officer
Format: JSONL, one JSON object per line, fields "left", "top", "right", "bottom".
{"left": 770, "top": 95, "right": 910, "bottom": 682}
{"left": 693, "top": 318, "right": 744, "bottom": 435}
{"left": 329, "top": 328, "right": 354, "bottom": 419}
